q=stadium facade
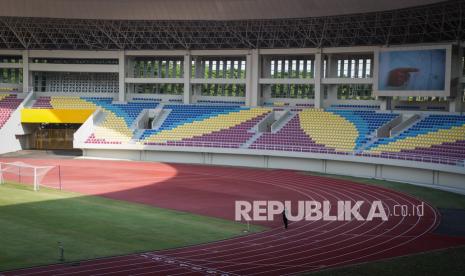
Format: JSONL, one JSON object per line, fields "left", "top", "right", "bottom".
{"left": 0, "top": 0, "right": 464, "bottom": 193}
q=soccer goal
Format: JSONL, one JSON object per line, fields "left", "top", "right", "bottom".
{"left": 0, "top": 161, "right": 62, "bottom": 191}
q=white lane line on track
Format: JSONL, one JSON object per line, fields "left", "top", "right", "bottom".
{"left": 153, "top": 171, "right": 392, "bottom": 274}
{"left": 231, "top": 178, "right": 429, "bottom": 275}
{"left": 170, "top": 191, "right": 384, "bottom": 272}
{"left": 171, "top": 180, "right": 371, "bottom": 261}
{"left": 160, "top": 168, "right": 437, "bottom": 276}
{"left": 252, "top": 190, "right": 438, "bottom": 275}
{"left": 167, "top": 171, "right": 420, "bottom": 274}
{"left": 86, "top": 172, "right": 330, "bottom": 275}
{"left": 10, "top": 170, "right": 322, "bottom": 273}
{"left": 8, "top": 168, "right": 438, "bottom": 276}
{"left": 82, "top": 170, "right": 428, "bottom": 276}
{"left": 6, "top": 256, "right": 144, "bottom": 276}
{"left": 243, "top": 204, "right": 413, "bottom": 273}
{"left": 293, "top": 199, "right": 438, "bottom": 275}
{"left": 162, "top": 171, "right": 352, "bottom": 256}
{"left": 173, "top": 172, "right": 382, "bottom": 257}
{"left": 142, "top": 253, "right": 323, "bottom": 269}
{"left": 74, "top": 172, "right": 348, "bottom": 275}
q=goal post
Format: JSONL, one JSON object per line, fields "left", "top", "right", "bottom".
{"left": 0, "top": 161, "right": 62, "bottom": 191}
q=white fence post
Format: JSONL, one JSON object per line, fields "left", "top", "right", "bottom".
{"left": 0, "top": 162, "right": 3, "bottom": 185}
{"left": 34, "top": 167, "right": 38, "bottom": 191}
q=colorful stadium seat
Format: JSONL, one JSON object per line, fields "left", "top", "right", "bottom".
{"left": 367, "top": 115, "right": 465, "bottom": 152}
{"left": 250, "top": 114, "right": 336, "bottom": 153}
{"left": 299, "top": 109, "right": 358, "bottom": 151}
{"left": 28, "top": 97, "right": 465, "bottom": 166}
{"left": 143, "top": 107, "right": 271, "bottom": 145}
{"left": 364, "top": 115, "right": 465, "bottom": 165}
{"left": 0, "top": 94, "right": 23, "bottom": 129}
{"left": 328, "top": 109, "right": 398, "bottom": 150}
{"left": 32, "top": 96, "right": 157, "bottom": 144}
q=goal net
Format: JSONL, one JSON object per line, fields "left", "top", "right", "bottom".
{"left": 0, "top": 161, "right": 62, "bottom": 191}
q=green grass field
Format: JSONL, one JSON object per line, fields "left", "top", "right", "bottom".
{"left": 0, "top": 183, "right": 265, "bottom": 271}
{"left": 2, "top": 173, "right": 465, "bottom": 274}
{"left": 303, "top": 172, "right": 465, "bottom": 276}
{"left": 308, "top": 246, "right": 465, "bottom": 276}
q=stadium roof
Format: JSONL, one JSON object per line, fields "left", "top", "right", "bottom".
{"left": 0, "top": 0, "right": 446, "bottom": 21}
{"left": 0, "top": 0, "right": 463, "bottom": 50}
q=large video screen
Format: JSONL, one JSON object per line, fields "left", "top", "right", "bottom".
{"left": 378, "top": 49, "right": 446, "bottom": 91}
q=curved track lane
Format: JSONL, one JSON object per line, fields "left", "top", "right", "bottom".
{"left": 1, "top": 158, "right": 464, "bottom": 276}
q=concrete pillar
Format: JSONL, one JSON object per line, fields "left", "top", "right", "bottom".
{"left": 118, "top": 50, "right": 126, "bottom": 102}
{"left": 449, "top": 97, "right": 462, "bottom": 113}
{"left": 246, "top": 49, "right": 260, "bottom": 107}
{"left": 449, "top": 45, "right": 464, "bottom": 113}
{"left": 126, "top": 57, "right": 135, "bottom": 95}
{"left": 262, "top": 56, "right": 271, "bottom": 78}
{"left": 459, "top": 46, "right": 464, "bottom": 84}
{"left": 456, "top": 46, "right": 464, "bottom": 113}
{"left": 126, "top": 57, "right": 134, "bottom": 78}
{"left": 197, "top": 58, "right": 204, "bottom": 78}
{"left": 21, "top": 50, "right": 29, "bottom": 93}
{"left": 183, "top": 53, "right": 192, "bottom": 104}
{"left": 327, "top": 54, "right": 338, "bottom": 78}
{"left": 314, "top": 52, "right": 323, "bottom": 109}
{"left": 245, "top": 54, "right": 252, "bottom": 106}
{"left": 191, "top": 57, "right": 202, "bottom": 100}
{"left": 261, "top": 56, "right": 272, "bottom": 101}
{"left": 325, "top": 84, "right": 338, "bottom": 108}
{"left": 379, "top": 97, "right": 391, "bottom": 111}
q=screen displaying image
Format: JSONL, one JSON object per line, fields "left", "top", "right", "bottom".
{"left": 378, "top": 49, "right": 446, "bottom": 91}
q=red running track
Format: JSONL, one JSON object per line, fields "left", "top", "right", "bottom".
{"left": 2, "top": 158, "right": 465, "bottom": 276}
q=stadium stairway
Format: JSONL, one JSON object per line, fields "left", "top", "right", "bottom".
{"left": 367, "top": 115, "right": 465, "bottom": 152}
{"left": 327, "top": 109, "right": 399, "bottom": 150}
{"left": 249, "top": 111, "right": 336, "bottom": 153}
{"left": 132, "top": 129, "right": 147, "bottom": 141}
{"left": 241, "top": 132, "right": 264, "bottom": 149}
{"left": 267, "top": 111, "right": 296, "bottom": 133}
{"left": 150, "top": 104, "right": 168, "bottom": 130}
{"left": 364, "top": 115, "right": 465, "bottom": 165}
{"left": 172, "top": 113, "right": 269, "bottom": 149}
{"left": 142, "top": 107, "right": 271, "bottom": 146}
{"left": 139, "top": 105, "right": 243, "bottom": 140}
{"left": 27, "top": 96, "right": 465, "bottom": 167}
{"left": 31, "top": 96, "right": 158, "bottom": 144}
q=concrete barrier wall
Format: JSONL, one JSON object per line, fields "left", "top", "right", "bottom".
{"left": 143, "top": 151, "right": 204, "bottom": 164}
{"left": 325, "top": 161, "right": 377, "bottom": 178}
{"left": 82, "top": 148, "right": 465, "bottom": 195}
{"left": 380, "top": 165, "right": 434, "bottom": 185}
{"left": 268, "top": 156, "right": 323, "bottom": 171}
